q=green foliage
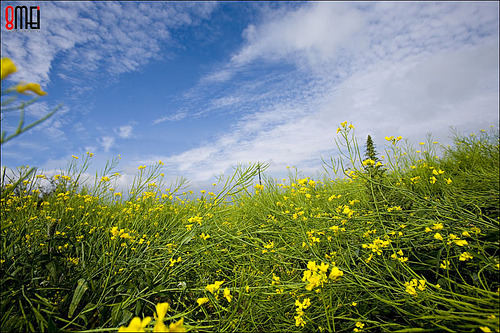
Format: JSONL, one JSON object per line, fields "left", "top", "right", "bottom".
{"left": 1, "top": 124, "right": 499, "bottom": 332}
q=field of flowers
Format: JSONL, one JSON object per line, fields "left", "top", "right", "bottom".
{"left": 1, "top": 58, "right": 499, "bottom": 332}
{"left": 1, "top": 121, "right": 498, "bottom": 332}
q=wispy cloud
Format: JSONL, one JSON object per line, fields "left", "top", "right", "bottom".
{"left": 98, "top": 136, "right": 116, "bottom": 153}
{"left": 153, "top": 111, "right": 187, "bottom": 124}
{"left": 115, "top": 124, "right": 134, "bottom": 139}
{"left": 1, "top": 2, "right": 218, "bottom": 86}
{"left": 144, "top": 2, "right": 498, "bottom": 183}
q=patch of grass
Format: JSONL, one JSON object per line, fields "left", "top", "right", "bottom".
{"left": 1, "top": 123, "right": 499, "bottom": 332}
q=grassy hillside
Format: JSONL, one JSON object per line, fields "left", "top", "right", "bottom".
{"left": 1, "top": 124, "right": 499, "bottom": 332}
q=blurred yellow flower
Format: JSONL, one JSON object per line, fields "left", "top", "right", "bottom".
{"left": 223, "top": 287, "right": 233, "bottom": 302}
{"left": 197, "top": 297, "right": 209, "bottom": 306}
{"left": 459, "top": 252, "right": 473, "bottom": 261}
{"left": 329, "top": 266, "right": 344, "bottom": 280}
{"left": 16, "top": 82, "right": 47, "bottom": 96}
{"left": 164, "top": 318, "right": 186, "bottom": 332}
{"left": 1, "top": 58, "right": 17, "bottom": 80}
{"left": 433, "top": 223, "right": 443, "bottom": 230}
{"left": 118, "top": 317, "right": 151, "bottom": 332}
{"left": 434, "top": 233, "right": 443, "bottom": 241}
{"left": 453, "top": 239, "right": 468, "bottom": 247}
{"left": 155, "top": 302, "right": 169, "bottom": 321}
{"left": 206, "top": 280, "right": 224, "bottom": 294}
{"left": 440, "top": 260, "right": 450, "bottom": 270}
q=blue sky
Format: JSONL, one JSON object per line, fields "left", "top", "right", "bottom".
{"left": 1, "top": 1, "right": 499, "bottom": 193}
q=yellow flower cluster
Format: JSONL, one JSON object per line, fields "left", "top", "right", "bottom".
{"left": 294, "top": 298, "right": 311, "bottom": 327}
{"left": 405, "top": 279, "right": 426, "bottom": 296}
{"left": 302, "top": 261, "right": 343, "bottom": 291}
{"left": 197, "top": 280, "right": 232, "bottom": 304}
{"left": 391, "top": 250, "right": 409, "bottom": 263}
{"left": 262, "top": 240, "right": 275, "bottom": 253}
{"left": 118, "top": 302, "right": 186, "bottom": 332}
{"left": 187, "top": 215, "right": 203, "bottom": 225}
{"left": 362, "top": 237, "right": 391, "bottom": 256}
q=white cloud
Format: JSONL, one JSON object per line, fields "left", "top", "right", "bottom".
{"left": 231, "top": 3, "right": 365, "bottom": 68}
{"left": 1, "top": 2, "right": 218, "bottom": 85}
{"left": 99, "top": 136, "right": 115, "bottom": 153}
{"left": 115, "top": 124, "right": 134, "bottom": 139}
{"left": 146, "top": 2, "right": 498, "bottom": 184}
{"left": 153, "top": 111, "right": 187, "bottom": 124}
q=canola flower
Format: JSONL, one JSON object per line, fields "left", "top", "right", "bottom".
{"left": 16, "top": 82, "right": 47, "bottom": 96}
{"left": 206, "top": 280, "right": 225, "bottom": 295}
{"left": 302, "top": 261, "right": 343, "bottom": 291}
{"left": 405, "top": 279, "right": 426, "bottom": 296}
{"left": 1, "top": 58, "right": 16, "bottom": 79}
{"left": 294, "top": 298, "right": 311, "bottom": 327}
{"left": 1, "top": 59, "right": 46, "bottom": 96}
{"left": 354, "top": 321, "right": 365, "bottom": 332}
{"left": 118, "top": 302, "right": 186, "bottom": 332}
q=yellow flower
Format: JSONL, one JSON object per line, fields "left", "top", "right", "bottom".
{"left": 479, "top": 326, "right": 492, "bottom": 333}
{"left": 417, "top": 279, "right": 426, "bottom": 291}
{"left": 433, "top": 223, "right": 443, "bottom": 230}
{"left": 434, "top": 233, "right": 443, "bottom": 241}
{"left": 16, "top": 82, "right": 47, "bottom": 96}
{"left": 453, "top": 239, "right": 468, "bottom": 247}
{"left": 71, "top": 155, "right": 78, "bottom": 159}
{"left": 1, "top": 58, "right": 17, "bottom": 80}
{"left": 440, "top": 260, "right": 450, "bottom": 270}
{"left": 206, "top": 280, "right": 224, "bottom": 294}
{"left": 459, "top": 252, "right": 473, "bottom": 261}
{"left": 118, "top": 317, "right": 151, "bottom": 332}
{"left": 462, "top": 231, "right": 471, "bottom": 237}
{"left": 223, "top": 287, "right": 233, "bottom": 302}
{"left": 110, "top": 227, "right": 120, "bottom": 236}
{"left": 254, "top": 184, "right": 264, "bottom": 191}
{"left": 167, "top": 318, "right": 186, "bottom": 332}
{"left": 155, "top": 302, "right": 169, "bottom": 321}
{"left": 197, "top": 297, "right": 209, "bottom": 306}
{"left": 329, "top": 266, "right": 344, "bottom": 280}
{"left": 405, "top": 283, "right": 417, "bottom": 296}
{"left": 199, "top": 233, "right": 210, "bottom": 240}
